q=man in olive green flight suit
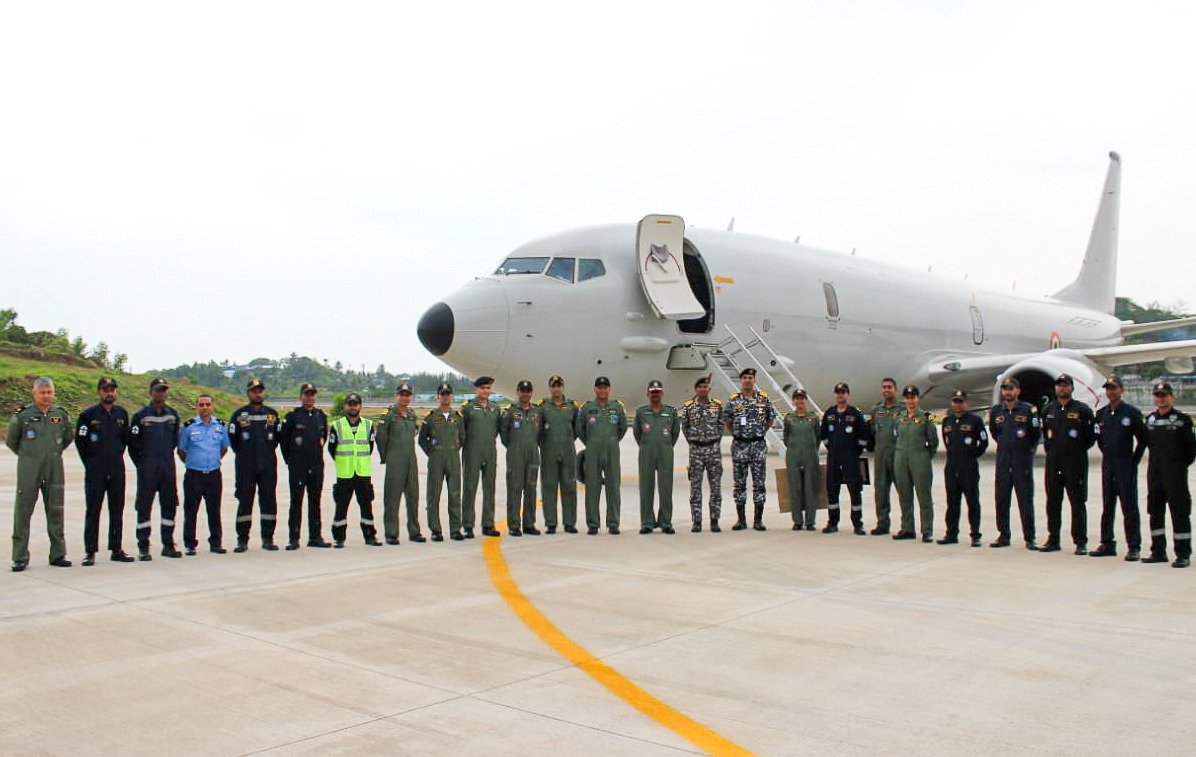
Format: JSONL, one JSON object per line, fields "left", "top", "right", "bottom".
{"left": 635, "top": 380, "right": 681, "bottom": 534}
{"left": 417, "top": 382, "right": 463, "bottom": 541}
{"left": 893, "top": 384, "right": 939, "bottom": 542}
{"left": 537, "top": 374, "right": 579, "bottom": 534}
{"left": 869, "top": 377, "right": 901, "bottom": 535}
{"left": 376, "top": 383, "right": 424, "bottom": 543}
{"left": 501, "top": 380, "right": 542, "bottom": 536}
{"left": 460, "top": 376, "right": 501, "bottom": 538}
{"left": 8, "top": 377, "right": 74, "bottom": 571}
{"left": 575, "top": 376, "right": 628, "bottom": 535}
{"left": 783, "top": 388, "right": 821, "bottom": 531}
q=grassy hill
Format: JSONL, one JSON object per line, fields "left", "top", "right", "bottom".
{"left": 1, "top": 348, "right": 243, "bottom": 420}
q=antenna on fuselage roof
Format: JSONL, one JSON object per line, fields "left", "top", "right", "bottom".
{"left": 726, "top": 217, "right": 735, "bottom": 232}
{"left": 794, "top": 235, "right": 800, "bottom": 244}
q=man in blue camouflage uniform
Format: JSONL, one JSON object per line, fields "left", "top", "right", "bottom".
{"left": 722, "top": 368, "right": 776, "bottom": 531}
{"left": 681, "top": 376, "right": 723, "bottom": 532}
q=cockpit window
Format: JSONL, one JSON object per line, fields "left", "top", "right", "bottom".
{"left": 495, "top": 256, "right": 549, "bottom": 275}
{"left": 546, "top": 257, "right": 575, "bottom": 282}
{"left": 578, "top": 258, "right": 606, "bottom": 282}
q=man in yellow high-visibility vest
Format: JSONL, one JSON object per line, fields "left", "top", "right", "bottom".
{"left": 327, "top": 393, "right": 383, "bottom": 548}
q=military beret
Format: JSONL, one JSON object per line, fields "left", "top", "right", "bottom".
{"left": 694, "top": 376, "right": 710, "bottom": 388}
{"left": 739, "top": 368, "right": 756, "bottom": 378}
{"left": 548, "top": 374, "right": 565, "bottom": 387}
{"left": 516, "top": 380, "right": 533, "bottom": 392}
{"left": 473, "top": 376, "right": 494, "bottom": 387}
{"left": 396, "top": 383, "right": 413, "bottom": 394}
{"left": 437, "top": 383, "right": 453, "bottom": 395}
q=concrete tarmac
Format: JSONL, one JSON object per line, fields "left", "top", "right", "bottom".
{"left": 1, "top": 440, "right": 1193, "bottom": 756}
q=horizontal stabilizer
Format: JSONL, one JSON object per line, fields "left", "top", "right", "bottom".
{"left": 1120, "top": 316, "right": 1196, "bottom": 338}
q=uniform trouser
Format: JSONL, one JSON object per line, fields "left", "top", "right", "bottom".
{"left": 873, "top": 446, "right": 896, "bottom": 531}
{"left": 732, "top": 440, "right": 767, "bottom": 516}
{"left": 235, "top": 463, "right": 278, "bottom": 542}
{"left": 638, "top": 444, "right": 674, "bottom": 529}
{"left": 135, "top": 464, "right": 179, "bottom": 549}
{"left": 383, "top": 457, "right": 421, "bottom": 539}
{"left": 462, "top": 446, "right": 496, "bottom": 530}
{"left": 1146, "top": 468, "right": 1191, "bottom": 559}
{"left": 1099, "top": 458, "right": 1140, "bottom": 549}
{"left": 540, "top": 446, "right": 577, "bottom": 528}
{"left": 83, "top": 464, "right": 125, "bottom": 554}
{"left": 786, "top": 454, "right": 819, "bottom": 527}
{"left": 182, "top": 469, "right": 223, "bottom": 549}
{"left": 688, "top": 442, "right": 723, "bottom": 522}
{"left": 287, "top": 463, "right": 324, "bottom": 543}
{"left": 1045, "top": 455, "right": 1088, "bottom": 546}
{"left": 826, "top": 454, "right": 863, "bottom": 528}
{"left": 995, "top": 459, "right": 1036, "bottom": 542}
{"left": 506, "top": 446, "right": 540, "bottom": 530}
{"left": 426, "top": 451, "right": 461, "bottom": 535}
{"left": 12, "top": 463, "right": 66, "bottom": 564}
{"left": 895, "top": 449, "right": 935, "bottom": 535}
{"left": 944, "top": 462, "right": 981, "bottom": 539}
{"left": 332, "top": 475, "right": 377, "bottom": 543}
{"left": 584, "top": 447, "right": 621, "bottom": 529}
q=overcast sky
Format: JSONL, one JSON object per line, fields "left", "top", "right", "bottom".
{"left": 3, "top": 1, "right": 1194, "bottom": 374}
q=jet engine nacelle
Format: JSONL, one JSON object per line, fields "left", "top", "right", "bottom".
{"left": 993, "top": 349, "right": 1109, "bottom": 410}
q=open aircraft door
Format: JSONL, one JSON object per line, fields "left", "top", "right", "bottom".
{"left": 636, "top": 214, "right": 705, "bottom": 319}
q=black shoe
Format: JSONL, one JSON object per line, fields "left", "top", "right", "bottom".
{"left": 162, "top": 546, "right": 182, "bottom": 558}
{"left": 1125, "top": 548, "right": 1140, "bottom": 562}
{"left": 365, "top": 537, "right": 384, "bottom": 546}
{"left": 1172, "top": 558, "right": 1190, "bottom": 568}
{"left": 525, "top": 527, "right": 541, "bottom": 536}
{"left": 464, "top": 528, "right": 476, "bottom": 539}
{"left": 185, "top": 547, "right": 197, "bottom": 556}
{"left": 334, "top": 541, "right": 345, "bottom": 549}
{"left": 711, "top": 521, "right": 722, "bottom": 533}
{"left": 921, "top": 534, "right": 933, "bottom": 543}
{"left": 870, "top": 527, "right": 890, "bottom": 536}
{"left": 411, "top": 534, "right": 428, "bottom": 543}
{"left": 936, "top": 536, "right": 958, "bottom": 545}
{"left": 50, "top": 557, "right": 72, "bottom": 567}
{"left": 609, "top": 527, "right": 620, "bottom": 535}
{"left": 111, "top": 550, "right": 136, "bottom": 562}
{"left": 989, "top": 539, "right": 1010, "bottom": 548}
{"left": 385, "top": 537, "right": 400, "bottom": 545}
{"left": 640, "top": 527, "right": 653, "bottom": 535}
{"left": 262, "top": 541, "right": 280, "bottom": 552}
{"left": 1039, "top": 542, "right": 1061, "bottom": 553}
{"left": 970, "top": 538, "right": 982, "bottom": 548}
{"left": 565, "top": 525, "right": 578, "bottom": 534}
{"left": 431, "top": 532, "right": 444, "bottom": 542}
{"left": 482, "top": 528, "right": 501, "bottom": 537}
{"left": 545, "top": 526, "right": 556, "bottom": 534}
{"left": 285, "top": 541, "right": 300, "bottom": 551}
{"left": 1074, "top": 545, "right": 1088, "bottom": 556}
{"left": 805, "top": 524, "right": 816, "bottom": 531}
{"left": 791, "top": 523, "right": 801, "bottom": 531}
{"left": 308, "top": 539, "right": 333, "bottom": 548}
{"left": 1141, "top": 553, "right": 1168, "bottom": 564}
{"left": 662, "top": 526, "right": 675, "bottom": 534}
{"left": 822, "top": 525, "right": 838, "bottom": 534}
{"left": 732, "top": 520, "right": 747, "bottom": 531}
{"left": 892, "top": 531, "right": 916, "bottom": 540}
{"left": 11, "top": 561, "right": 27, "bottom": 572}
{"left": 82, "top": 553, "right": 96, "bottom": 566}
{"left": 1025, "top": 541, "right": 1039, "bottom": 551}
{"left": 234, "top": 541, "right": 248, "bottom": 553}
{"left": 695, "top": 523, "right": 705, "bottom": 533}
{"left": 753, "top": 522, "right": 767, "bottom": 531}
{"left": 1090, "top": 544, "right": 1117, "bottom": 557}
{"left": 138, "top": 549, "right": 153, "bottom": 561}
{"left": 450, "top": 532, "right": 465, "bottom": 541}
{"left": 508, "top": 529, "right": 522, "bottom": 537}
{"left": 853, "top": 527, "right": 866, "bottom": 536}
{"left": 210, "top": 546, "right": 227, "bottom": 555}
{"left": 587, "top": 527, "right": 599, "bottom": 535}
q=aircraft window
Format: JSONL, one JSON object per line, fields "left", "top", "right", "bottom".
{"left": 546, "top": 257, "right": 576, "bottom": 282}
{"left": 495, "top": 256, "right": 549, "bottom": 275}
{"left": 823, "top": 282, "right": 840, "bottom": 319}
{"left": 578, "top": 258, "right": 606, "bottom": 282}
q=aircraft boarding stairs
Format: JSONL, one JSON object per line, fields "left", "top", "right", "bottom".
{"left": 691, "top": 325, "right": 823, "bottom": 454}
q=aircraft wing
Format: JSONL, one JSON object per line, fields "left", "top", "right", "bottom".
{"left": 1078, "top": 339, "right": 1196, "bottom": 367}
{"left": 927, "top": 340, "right": 1196, "bottom": 383}
{"left": 1120, "top": 317, "right": 1196, "bottom": 337}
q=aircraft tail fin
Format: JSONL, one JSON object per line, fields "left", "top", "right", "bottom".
{"left": 1052, "top": 152, "right": 1121, "bottom": 314}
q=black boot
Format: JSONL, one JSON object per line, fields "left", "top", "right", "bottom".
{"left": 710, "top": 518, "right": 721, "bottom": 533}
{"left": 691, "top": 520, "right": 702, "bottom": 533}
{"left": 752, "top": 505, "right": 766, "bottom": 531}
{"left": 732, "top": 505, "right": 747, "bottom": 530}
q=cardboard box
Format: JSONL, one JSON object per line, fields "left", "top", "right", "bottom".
{"left": 776, "top": 458, "right": 870, "bottom": 513}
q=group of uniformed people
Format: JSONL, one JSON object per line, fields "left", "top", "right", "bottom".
{"left": 7, "top": 368, "right": 1195, "bottom": 571}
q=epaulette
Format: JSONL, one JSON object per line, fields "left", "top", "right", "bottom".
{"left": 758, "top": 391, "right": 769, "bottom": 398}
{"left": 535, "top": 399, "right": 545, "bottom": 407}
{"left": 570, "top": 399, "right": 579, "bottom": 408}
{"left": 730, "top": 393, "right": 741, "bottom": 400}
{"left": 616, "top": 399, "right": 625, "bottom": 407}
{"left": 213, "top": 417, "right": 222, "bottom": 424}
{"left": 683, "top": 399, "right": 695, "bottom": 407}
{"left": 461, "top": 399, "right": 472, "bottom": 408}
{"left": 710, "top": 397, "right": 722, "bottom": 405}
{"left": 184, "top": 418, "right": 195, "bottom": 427}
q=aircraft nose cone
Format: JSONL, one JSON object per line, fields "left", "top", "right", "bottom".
{"left": 417, "top": 302, "right": 455, "bottom": 356}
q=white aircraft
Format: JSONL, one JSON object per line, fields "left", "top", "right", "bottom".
{"left": 417, "top": 153, "right": 1196, "bottom": 420}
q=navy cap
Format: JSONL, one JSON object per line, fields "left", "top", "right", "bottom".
{"left": 97, "top": 377, "right": 118, "bottom": 390}
{"left": 1102, "top": 376, "right": 1122, "bottom": 389}
{"left": 1153, "top": 381, "right": 1174, "bottom": 396}
{"left": 437, "top": 383, "right": 453, "bottom": 395}
{"left": 517, "top": 380, "right": 533, "bottom": 392}
{"left": 902, "top": 384, "right": 920, "bottom": 397}
{"left": 694, "top": 376, "right": 711, "bottom": 388}
{"left": 247, "top": 378, "right": 265, "bottom": 391}
{"left": 1000, "top": 377, "right": 1019, "bottom": 390}
{"left": 1055, "top": 374, "right": 1074, "bottom": 387}
{"left": 594, "top": 376, "right": 611, "bottom": 387}
{"left": 548, "top": 374, "right": 565, "bottom": 387}
{"left": 792, "top": 388, "right": 808, "bottom": 399}
{"left": 950, "top": 389, "right": 968, "bottom": 401}
{"left": 833, "top": 382, "right": 850, "bottom": 394}
{"left": 300, "top": 382, "right": 317, "bottom": 394}
{"left": 647, "top": 380, "right": 664, "bottom": 392}
{"left": 344, "top": 392, "right": 362, "bottom": 404}
{"left": 739, "top": 368, "right": 756, "bottom": 378}
{"left": 149, "top": 377, "right": 169, "bottom": 391}
{"left": 396, "top": 383, "right": 413, "bottom": 394}
{"left": 473, "top": 376, "right": 494, "bottom": 387}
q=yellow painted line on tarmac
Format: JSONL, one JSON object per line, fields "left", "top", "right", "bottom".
{"left": 482, "top": 502, "right": 756, "bottom": 757}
